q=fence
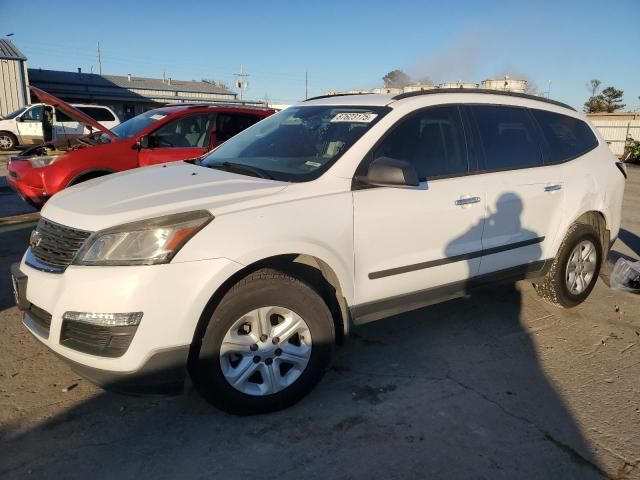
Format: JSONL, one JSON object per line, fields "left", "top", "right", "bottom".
{"left": 591, "top": 120, "right": 640, "bottom": 156}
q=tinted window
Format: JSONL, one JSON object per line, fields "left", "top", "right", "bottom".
{"left": 472, "top": 106, "right": 542, "bottom": 171}
{"left": 530, "top": 109, "right": 598, "bottom": 163}
{"left": 216, "top": 113, "right": 262, "bottom": 143}
{"left": 55, "top": 108, "right": 73, "bottom": 122}
{"left": 148, "top": 113, "right": 211, "bottom": 148}
{"left": 372, "top": 106, "right": 467, "bottom": 179}
{"left": 77, "top": 107, "right": 116, "bottom": 122}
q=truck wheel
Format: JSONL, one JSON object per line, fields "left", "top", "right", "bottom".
{"left": 190, "top": 269, "right": 335, "bottom": 415}
{"left": 0, "top": 132, "right": 17, "bottom": 151}
{"left": 533, "top": 223, "right": 602, "bottom": 308}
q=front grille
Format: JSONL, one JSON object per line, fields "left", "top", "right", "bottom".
{"left": 23, "top": 304, "right": 52, "bottom": 338}
{"left": 28, "top": 218, "right": 91, "bottom": 272}
{"left": 60, "top": 321, "right": 138, "bottom": 358}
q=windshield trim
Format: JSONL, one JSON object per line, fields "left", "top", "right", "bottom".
{"left": 201, "top": 105, "right": 391, "bottom": 183}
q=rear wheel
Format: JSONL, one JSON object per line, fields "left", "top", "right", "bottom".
{"left": 190, "top": 269, "right": 335, "bottom": 415}
{"left": 0, "top": 132, "right": 17, "bottom": 151}
{"left": 533, "top": 223, "right": 602, "bottom": 308}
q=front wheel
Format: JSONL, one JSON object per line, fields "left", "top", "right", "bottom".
{"left": 0, "top": 132, "right": 17, "bottom": 151}
{"left": 533, "top": 223, "right": 602, "bottom": 308}
{"left": 190, "top": 269, "right": 335, "bottom": 415}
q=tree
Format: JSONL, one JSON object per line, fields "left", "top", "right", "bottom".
{"left": 600, "top": 86, "right": 625, "bottom": 112}
{"left": 584, "top": 80, "right": 625, "bottom": 113}
{"left": 382, "top": 69, "right": 411, "bottom": 88}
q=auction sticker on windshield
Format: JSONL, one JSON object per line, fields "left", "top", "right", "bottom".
{"left": 330, "top": 112, "right": 378, "bottom": 123}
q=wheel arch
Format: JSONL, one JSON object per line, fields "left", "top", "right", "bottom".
{"left": 556, "top": 210, "right": 609, "bottom": 259}
{"left": 188, "top": 253, "right": 351, "bottom": 368}
{"left": 68, "top": 169, "right": 116, "bottom": 186}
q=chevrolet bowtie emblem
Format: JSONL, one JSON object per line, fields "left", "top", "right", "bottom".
{"left": 30, "top": 230, "right": 43, "bottom": 248}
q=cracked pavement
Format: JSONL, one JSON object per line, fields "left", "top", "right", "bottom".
{"left": 0, "top": 161, "right": 639, "bottom": 479}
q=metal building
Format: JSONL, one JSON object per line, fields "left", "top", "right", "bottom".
{"left": 0, "top": 40, "right": 30, "bottom": 117}
{"left": 28, "top": 68, "right": 242, "bottom": 120}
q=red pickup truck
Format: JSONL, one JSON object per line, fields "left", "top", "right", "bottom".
{"left": 7, "top": 87, "right": 275, "bottom": 208}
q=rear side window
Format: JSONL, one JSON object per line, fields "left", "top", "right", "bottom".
{"left": 530, "top": 109, "right": 598, "bottom": 163}
{"left": 372, "top": 105, "right": 467, "bottom": 179}
{"left": 55, "top": 109, "right": 73, "bottom": 122}
{"left": 216, "top": 114, "right": 262, "bottom": 143}
{"left": 77, "top": 107, "right": 116, "bottom": 122}
{"left": 471, "top": 105, "right": 542, "bottom": 171}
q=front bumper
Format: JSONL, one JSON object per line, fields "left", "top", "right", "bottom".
{"left": 6, "top": 174, "right": 48, "bottom": 209}
{"left": 13, "top": 256, "right": 243, "bottom": 394}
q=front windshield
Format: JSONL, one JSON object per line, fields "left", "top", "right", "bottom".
{"left": 108, "top": 110, "right": 171, "bottom": 139}
{"left": 200, "top": 105, "right": 389, "bottom": 182}
{"left": 2, "top": 107, "right": 27, "bottom": 120}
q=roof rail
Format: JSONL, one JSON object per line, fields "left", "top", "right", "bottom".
{"left": 304, "top": 92, "right": 373, "bottom": 102}
{"left": 392, "top": 88, "right": 576, "bottom": 111}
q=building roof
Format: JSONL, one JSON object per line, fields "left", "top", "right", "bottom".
{"left": 28, "top": 68, "right": 233, "bottom": 95}
{"left": 0, "top": 39, "right": 27, "bottom": 61}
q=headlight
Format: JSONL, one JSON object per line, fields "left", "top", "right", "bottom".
{"left": 28, "top": 155, "right": 59, "bottom": 168}
{"left": 74, "top": 210, "right": 213, "bottom": 266}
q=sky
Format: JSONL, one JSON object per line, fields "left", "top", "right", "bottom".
{"left": 2, "top": 0, "right": 639, "bottom": 110}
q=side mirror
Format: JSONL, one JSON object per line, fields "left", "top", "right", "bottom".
{"left": 16, "top": 116, "right": 23, "bottom": 123}
{"left": 359, "top": 156, "right": 420, "bottom": 188}
{"left": 134, "top": 135, "right": 150, "bottom": 150}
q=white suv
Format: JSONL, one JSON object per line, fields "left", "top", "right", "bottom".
{"left": 12, "top": 90, "right": 626, "bottom": 414}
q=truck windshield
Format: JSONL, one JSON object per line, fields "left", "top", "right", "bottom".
{"left": 200, "top": 105, "right": 389, "bottom": 182}
{"left": 2, "top": 107, "right": 27, "bottom": 120}
{"left": 109, "top": 110, "right": 171, "bottom": 139}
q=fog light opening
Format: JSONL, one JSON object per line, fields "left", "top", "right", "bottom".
{"left": 62, "top": 311, "right": 143, "bottom": 327}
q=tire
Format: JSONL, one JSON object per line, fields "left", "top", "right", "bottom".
{"left": 0, "top": 132, "right": 17, "bottom": 151}
{"left": 533, "top": 223, "right": 602, "bottom": 308}
{"left": 190, "top": 268, "right": 335, "bottom": 415}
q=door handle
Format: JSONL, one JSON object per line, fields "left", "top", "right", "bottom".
{"left": 544, "top": 184, "right": 562, "bottom": 192}
{"left": 455, "top": 196, "right": 481, "bottom": 206}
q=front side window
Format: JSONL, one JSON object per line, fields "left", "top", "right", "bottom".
{"left": 530, "top": 109, "right": 598, "bottom": 163}
{"left": 471, "top": 105, "right": 542, "bottom": 171}
{"left": 148, "top": 113, "right": 211, "bottom": 148}
{"left": 370, "top": 105, "right": 467, "bottom": 179}
{"left": 21, "top": 106, "right": 44, "bottom": 122}
{"left": 201, "top": 105, "right": 389, "bottom": 182}
{"left": 110, "top": 109, "right": 173, "bottom": 139}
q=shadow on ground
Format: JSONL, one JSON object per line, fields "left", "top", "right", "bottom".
{"left": 0, "top": 205, "right": 611, "bottom": 479}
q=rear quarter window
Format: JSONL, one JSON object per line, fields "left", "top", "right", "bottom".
{"left": 530, "top": 109, "right": 598, "bottom": 163}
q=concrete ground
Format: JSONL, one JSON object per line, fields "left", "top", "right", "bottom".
{"left": 0, "top": 157, "right": 638, "bottom": 479}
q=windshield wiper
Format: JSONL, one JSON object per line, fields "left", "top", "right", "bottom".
{"left": 207, "top": 161, "right": 273, "bottom": 180}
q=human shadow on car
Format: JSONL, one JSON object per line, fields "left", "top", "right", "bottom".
{"left": 0, "top": 195, "right": 609, "bottom": 479}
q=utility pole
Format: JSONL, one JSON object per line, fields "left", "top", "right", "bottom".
{"left": 234, "top": 65, "right": 249, "bottom": 101}
{"left": 97, "top": 41, "right": 102, "bottom": 75}
{"left": 547, "top": 80, "right": 552, "bottom": 98}
{"left": 305, "top": 71, "right": 308, "bottom": 99}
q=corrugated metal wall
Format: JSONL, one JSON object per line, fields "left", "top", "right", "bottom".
{"left": 0, "top": 59, "right": 30, "bottom": 116}
{"left": 592, "top": 120, "right": 640, "bottom": 156}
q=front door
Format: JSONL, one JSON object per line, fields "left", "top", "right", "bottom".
{"left": 353, "top": 105, "right": 485, "bottom": 309}
{"left": 138, "top": 113, "right": 211, "bottom": 167}
{"left": 16, "top": 106, "right": 44, "bottom": 144}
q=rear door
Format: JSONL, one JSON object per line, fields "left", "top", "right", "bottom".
{"left": 138, "top": 113, "right": 211, "bottom": 167}
{"left": 53, "top": 107, "right": 85, "bottom": 142}
{"left": 466, "top": 105, "right": 565, "bottom": 275}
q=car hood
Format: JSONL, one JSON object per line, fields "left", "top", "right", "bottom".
{"left": 42, "top": 162, "right": 289, "bottom": 231}
{"left": 30, "top": 86, "right": 117, "bottom": 140}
